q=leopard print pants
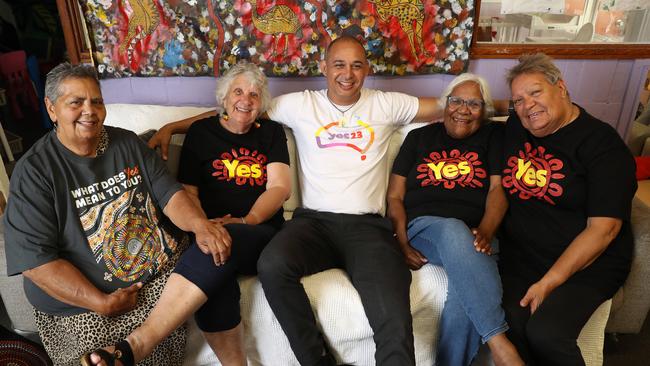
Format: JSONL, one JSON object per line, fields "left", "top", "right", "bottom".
{"left": 34, "top": 264, "right": 187, "bottom": 366}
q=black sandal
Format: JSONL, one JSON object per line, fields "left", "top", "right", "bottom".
{"left": 80, "top": 339, "right": 134, "bottom": 366}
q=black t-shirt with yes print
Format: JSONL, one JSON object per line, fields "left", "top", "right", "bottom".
{"left": 500, "top": 105, "right": 636, "bottom": 290}
{"left": 178, "top": 116, "right": 290, "bottom": 229}
{"left": 392, "top": 122, "right": 504, "bottom": 228}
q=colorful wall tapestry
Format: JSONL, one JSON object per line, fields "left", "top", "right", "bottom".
{"left": 81, "top": 0, "right": 476, "bottom": 78}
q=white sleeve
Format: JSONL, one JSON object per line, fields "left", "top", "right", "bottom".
{"left": 266, "top": 92, "right": 304, "bottom": 129}
{"left": 382, "top": 91, "right": 419, "bottom": 126}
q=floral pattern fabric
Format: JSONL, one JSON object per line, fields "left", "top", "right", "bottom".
{"left": 81, "top": 0, "right": 475, "bottom": 78}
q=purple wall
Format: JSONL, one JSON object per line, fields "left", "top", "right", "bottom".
{"left": 100, "top": 58, "right": 650, "bottom": 137}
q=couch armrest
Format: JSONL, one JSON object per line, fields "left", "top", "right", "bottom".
{"left": 0, "top": 222, "right": 38, "bottom": 334}
{"left": 282, "top": 128, "right": 301, "bottom": 219}
{"left": 138, "top": 129, "right": 184, "bottom": 180}
{"left": 606, "top": 196, "right": 650, "bottom": 333}
{"left": 628, "top": 121, "right": 650, "bottom": 156}
{"left": 642, "top": 136, "right": 650, "bottom": 157}
{"left": 164, "top": 144, "right": 183, "bottom": 179}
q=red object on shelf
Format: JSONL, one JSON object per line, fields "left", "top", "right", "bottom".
{"left": 0, "top": 51, "right": 39, "bottom": 119}
{"left": 636, "top": 156, "right": 650, "bottom": 181}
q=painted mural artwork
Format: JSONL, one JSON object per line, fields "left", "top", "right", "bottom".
{"left": 81, "top": 0, "right": 476, "bottom": 78}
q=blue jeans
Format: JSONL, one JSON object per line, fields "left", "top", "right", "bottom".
{"left": 408, "top": 216, "right": 508, "bottom": 366}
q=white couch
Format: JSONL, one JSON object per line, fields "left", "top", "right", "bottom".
{"left": 0, "top": 104, "right": 624, "bottom": 366}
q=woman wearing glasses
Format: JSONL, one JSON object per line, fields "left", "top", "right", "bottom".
{"left": 387, "top": 73, "right": 523, "bottom": 366}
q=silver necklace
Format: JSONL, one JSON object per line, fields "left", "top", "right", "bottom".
{"left": 326, "top": 94, "right": 358, "bottom": 114}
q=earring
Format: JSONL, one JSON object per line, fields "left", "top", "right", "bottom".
{"left": 222, "top": 112, "right": 230, "bottom": 121}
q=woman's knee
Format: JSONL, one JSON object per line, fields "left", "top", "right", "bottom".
{"left": 434, "top": 218, "right": 477, "bottom": 257}
{"left": 196, "top": 306, "right": 241, "bottom": 333}
{"left": 410, "top": 217, "right": 471, "bottom": 243}
{"left": 195, "top": 280, "right": 241, "bottom": 332}
{"left": 437, "top": 217, "right": 472, "bottom": 238}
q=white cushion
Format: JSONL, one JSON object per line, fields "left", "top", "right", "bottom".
{"left": 578, "top": 299, "right": 612, "bottom": 366}
{"left": 104, "top": 104, "right": 214, "bottom": 135}
{"left": 184, "top": 265, "right": 447, "bottom": 366}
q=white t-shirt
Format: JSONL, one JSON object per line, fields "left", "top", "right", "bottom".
{"left": 268, "top": 88, "right": 419, "bottom": 214}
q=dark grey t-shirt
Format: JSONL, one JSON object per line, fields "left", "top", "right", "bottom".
{"left": 3, "top": 127, "right": 186, "bottom": 316}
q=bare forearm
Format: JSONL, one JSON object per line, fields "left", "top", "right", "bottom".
{"left": 414, "top": 97, "right": 443, "bottom": 122}
{"left": 164, "top": 190, "right": 208, "bottom": 233}
{"left": 182, "top": 184, "right": 203, "bottom": 215}
{"left": 244, "top": 163, "right": 291, "bottom": 225}
{"left": 387, "top": 197, "right": 409, "bottom": 247}
{"left": 23, "top": 259, "right": 107, "bottom": 313}
{"left": 539, "top": 218, "right": 622, "bottom": 292}
{"left": 166, "top": 189, "right": 233, "bottom": 265}
{"left": 246, "top": 186, "right": 290, "bottom": 225}
{"left": 387, "top": 174, "right": 409, "bottom": 246}
{"left": 477, "top": 184, "right": 508, "bottom": 238}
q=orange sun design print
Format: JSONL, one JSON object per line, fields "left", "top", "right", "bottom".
{"left": 416, "top": 149, "right": 487, "bottom": 189}
{"left": 502, "top": 143, "right": 565, "bottom": 205}
{"left": 212, "top": 147, "right": 268, "bottom": 186}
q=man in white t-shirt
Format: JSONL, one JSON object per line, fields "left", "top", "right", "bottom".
{"left": 148, "top": 36, "right": 443, "bottom": 366}
{"left": 256, "top": 36, "right": 441, "bottom": 366}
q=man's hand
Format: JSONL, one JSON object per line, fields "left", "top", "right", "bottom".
{"left": 400, "top": 244, "right": 428, "bottom": 270}
{"left": 194, "top": 220, "right": 233, "bottom": 266}
{"left": 471, "top": 228, "right": 493, "bottom": 255}
{"left": 98, "top": 282, "right": 142, "bottom": 317}
{"left": 147, "top": 126, "right": 174, "bottom": 160}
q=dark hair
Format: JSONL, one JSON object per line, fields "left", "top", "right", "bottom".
{"left": 45, "top": 63, "right": 100, "bottom": 103}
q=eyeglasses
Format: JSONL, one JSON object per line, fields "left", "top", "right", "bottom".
{"left": 447, "top": 96, "right": 484, "bottom": 112}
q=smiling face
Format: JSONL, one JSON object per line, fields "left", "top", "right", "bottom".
{"left": 443, "top": 81, "right": 484, "bottom": 139}
{"left": 510, "top": 72, "right": 572, "bottom": 137}
{"left": 320, "top": 38, "right": 369, "bottom": 105}
{"left": 222, "top": 74, "right": 262, "bottom": 128}
{"left": 45, "top": 77, "right": 106, "bottom": 156}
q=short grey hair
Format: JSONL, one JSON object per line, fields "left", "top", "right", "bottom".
{"left": 215, "top": 61, "right": 271, "bottom": 114}
{"left": 506, "top": 53, "right": 563, "bottom": 87}
{"left": 45, "top": 63, "right": 100, "bottom": 103}
{"left": 439, "top": 73, "right": 495, "bottom": 118}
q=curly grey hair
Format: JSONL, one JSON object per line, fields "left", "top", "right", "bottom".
{"left": 215, "top": 61, "right": 271, "bottom": 114}
{"left": 439, "top": 73, "right": 495, "bottom": 118}
{"left": 506, "top": 53, "right": 563, "bottom": 87}
{"left": 45, "top": 63, "right": 100, "bottom": 103}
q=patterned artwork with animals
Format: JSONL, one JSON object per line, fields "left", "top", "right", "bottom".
{"left": 81, "top": 0, "right": 476, "bottom": 78}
